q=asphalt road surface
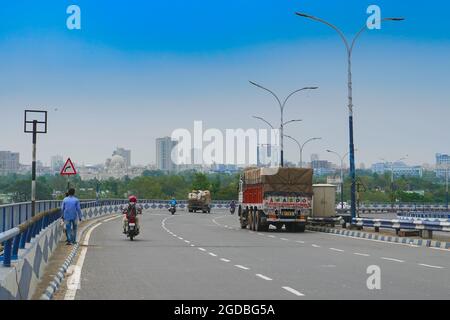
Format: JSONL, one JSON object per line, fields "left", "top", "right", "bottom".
{"left": 69, "top": 209, "right": 450, "bottom": 300}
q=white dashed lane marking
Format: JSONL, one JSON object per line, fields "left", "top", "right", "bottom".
{"left": 381, "top": 257, "right": 405, "bottom": 263}
{"left": 198, "top": 248, "right": 207, "bottom": 252}
{"left": 329, "top": 248, "right": 344, "bottom": 252}
{"left": 235, "top": 265, "right": 250, "bottom": 270}
{"left": 220, "top": 258, "right": 231, "bottom": 263}
{"left": 256, "top": 274, "right": 273, "bottom": 281}
{"left": 418, "top": 264, "right": 444, "bottom": 269}
{"left": 209, "top": 253, "right": 218, "bottom": 257}
{"left": 312, "top": 244, "right": 321, "bottom": 248}
{"left": 282, "top": 287, "right": 305, "bottom": 297}
{"left": 280, "top": 238, "right": 289, "bottom": 241}
{"left": 354, "top": 253, "right": 370, "bottom": 257}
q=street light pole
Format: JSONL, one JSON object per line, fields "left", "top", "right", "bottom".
{"left": 296, "top": 13, "right": 404, "bottom": 222}
{"left": 445, "top": 164, "right": 449, "bottom": 211}
{"left": 24, "top": 110, "right": 48, "bottom": 218}
{"left": 381, "top": 156, "right": 408, "bottom": 212}
{"left": 250, "top": 81, "right": 318, "bottom": 167}
{"left": 285, "top": 135, "right": 322, "bottom": 168}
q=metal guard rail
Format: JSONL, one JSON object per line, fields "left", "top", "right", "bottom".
{"left": 353, "top": 218, "right": 450, "bottom": 233}
{"left": 0, "top": 208, "right": 62, "bottom": 267}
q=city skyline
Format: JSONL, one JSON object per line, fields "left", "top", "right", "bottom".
{"left": 0, "top": 1, "right": 449, "bottom": 166}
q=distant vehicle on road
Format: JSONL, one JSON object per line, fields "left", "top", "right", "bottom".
{"left": 336, "top": 202, "right": 351, "bottom": 210}
{"left": 188, "top": 190, "right": 211, "bottom": 213}
{"left": 238, "top": 167, "right": 313, "bottom": 232}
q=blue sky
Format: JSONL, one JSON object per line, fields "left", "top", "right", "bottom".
{"left": 0, "top": 0, "right": 449, "bottom": 166}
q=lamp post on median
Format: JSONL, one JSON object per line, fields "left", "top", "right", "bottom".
{"left": 24, "top": 110, "right": 48, "bottom": 218}
{"left": 285, "top": 135, "right": 322, "bottom": 168}
{"left": 381, "top": 156, "right": 408, "bottom": 212}
{"left": 296, "top": 12, "right": 404, "bottom": 222}
{"left": 250, "top": 81, "right": 318, "bottom": 167}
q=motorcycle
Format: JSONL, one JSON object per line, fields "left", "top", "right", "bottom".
{"left": 230, "top": 206, "right": 236, "bottom": 215}
{"left": 126, "top": 214, "right": 139, "bottom": 241}
{"left": 169, "top": 205, "right": 177, "bottom": 215}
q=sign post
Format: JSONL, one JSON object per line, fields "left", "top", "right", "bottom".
{"left": 60, "top": 158, "right": 77, "bottom": 191}
{"left": 24, "top": 110, "right": 48, "bottom": 218}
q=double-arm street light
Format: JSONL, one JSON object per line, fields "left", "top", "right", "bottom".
{"left": 381, "top": 156, "right": 408, "bottom": 210}
{"left": 250, "top": 81, "right": 318, "bottom": 167}
{"left": 296, "top": 12, "right": 404, "bottom": 221}
{"left": 327, "top": 149, "right": 351, "bottom": 211}
{"left": 285, "top": 135, "right": 322, "bottom": 168}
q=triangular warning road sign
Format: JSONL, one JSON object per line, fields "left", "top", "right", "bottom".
{"left": 60, "top": 158, "right": 77, "bottom": 176}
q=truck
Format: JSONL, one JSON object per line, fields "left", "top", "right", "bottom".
{"left": 188, "top": 190, "right": 212, "bottom": 213}
{"left": 238, "top": 167, "right": 313, "bottom": 232}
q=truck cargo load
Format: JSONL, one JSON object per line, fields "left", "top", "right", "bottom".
{"left": 188, "top": 190, "right": 211, "bottom": 213}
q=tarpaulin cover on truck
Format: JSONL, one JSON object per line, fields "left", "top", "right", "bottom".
{"left": 243, "top": 167, "right": 313, "bottom": 195}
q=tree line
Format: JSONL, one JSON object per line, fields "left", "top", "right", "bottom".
{"left": 0, "top": 169, "right": 447, "bottom": 205}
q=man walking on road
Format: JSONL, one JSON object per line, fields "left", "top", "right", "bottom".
{"left": 62, "top": 188, "right": 83, "bottom": 245}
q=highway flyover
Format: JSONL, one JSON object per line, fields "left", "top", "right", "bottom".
{"left": 60, "top": 209, "right": 450, "bottom": 300}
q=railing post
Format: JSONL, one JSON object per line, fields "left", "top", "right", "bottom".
{"left": 20, "top": 228, "right": 28, "bottom": 249}
{"left": 2, "top": 207, "right": 5, "bottom": 232}
{"left": 12, "top": 234, "right": 21, "bottom": 260}
{"left": 10, "top": 206, "right": 14, "bottom": 229}
{"left": 3, "top": 239, "right": 13, "bottom": 267}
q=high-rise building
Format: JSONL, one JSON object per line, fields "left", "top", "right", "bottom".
{"left": 0, "top": 151, "right": 20, "bottom": 175}
{"left": 371, "top": 162, "right": 423, "bottom": 178}
{"left": 156, "top": 137, "right": 177, "bottom": 172}
{"left": 50, "top": 155, "right": 64, "bottom": 173}
{"left": 436, "top": 153, "right": 450, "bottom": 178}
{"left": 113, "top": 148, "right": 131, "bottom": 167}
{"left": 311, "top": 159, "right": 334, "bottom": 176}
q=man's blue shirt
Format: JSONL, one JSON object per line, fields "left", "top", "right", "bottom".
{"left": 61, "top": 196, "right": 82, "bottom": 221}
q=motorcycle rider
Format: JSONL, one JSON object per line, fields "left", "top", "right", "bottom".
{"left": 230, "top": 200, "right": 236, "bottom": 214}
{"left": 123, "top": 195, "right": 142, "bottom": 234}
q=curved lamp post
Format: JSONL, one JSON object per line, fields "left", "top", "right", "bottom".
{"left": 250, "top": 81, "right": 318, "bottom": 167}
{"left": 296, "top": 12, "right": 404, "bottom": 221}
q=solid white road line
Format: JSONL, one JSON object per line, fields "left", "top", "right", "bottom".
{"left": 354, "top": 253, "right": 370, "bottom": 257}
{"left": 329, "top": 248, "right": 344, "bottom": 252}
{"left": 102, "top": 215, "right": 121, "bottom": 223}
{"left": 235, "top": 265, "right": 250, "bottom": 270}
{"left": 282, "top": 286, "right": 304, "bottom": 297}
{"left": 64, "top": 222, "right": 103, "bottom": 300}
{"left": 256, "top": 274, "right": 273, "bottom": 281}
{"left": 418, "top": 263, "right": 444, "bottom": 269}
{"left": 220, "top": 258, "right": 231, "bottom": 263}
{"left": 381, "top": 257, "right": 405, "bottom": 263}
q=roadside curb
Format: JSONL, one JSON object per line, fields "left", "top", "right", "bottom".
{"left": 39, "top": 214, "right": 118, "bottom": 300}
{"left": 306, "top": 225, "right": 450, "bottom": 250}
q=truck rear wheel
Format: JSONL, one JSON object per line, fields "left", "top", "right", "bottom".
{"left": 255, "top": 212, "right": 261, "bottom": 231}
{"left": 248, "top": 210, "right": 254, "bottom": 231}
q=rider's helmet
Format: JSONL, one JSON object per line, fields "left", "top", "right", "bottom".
{"left": 129, "top": 195, "right": 138, "bottom": 204}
